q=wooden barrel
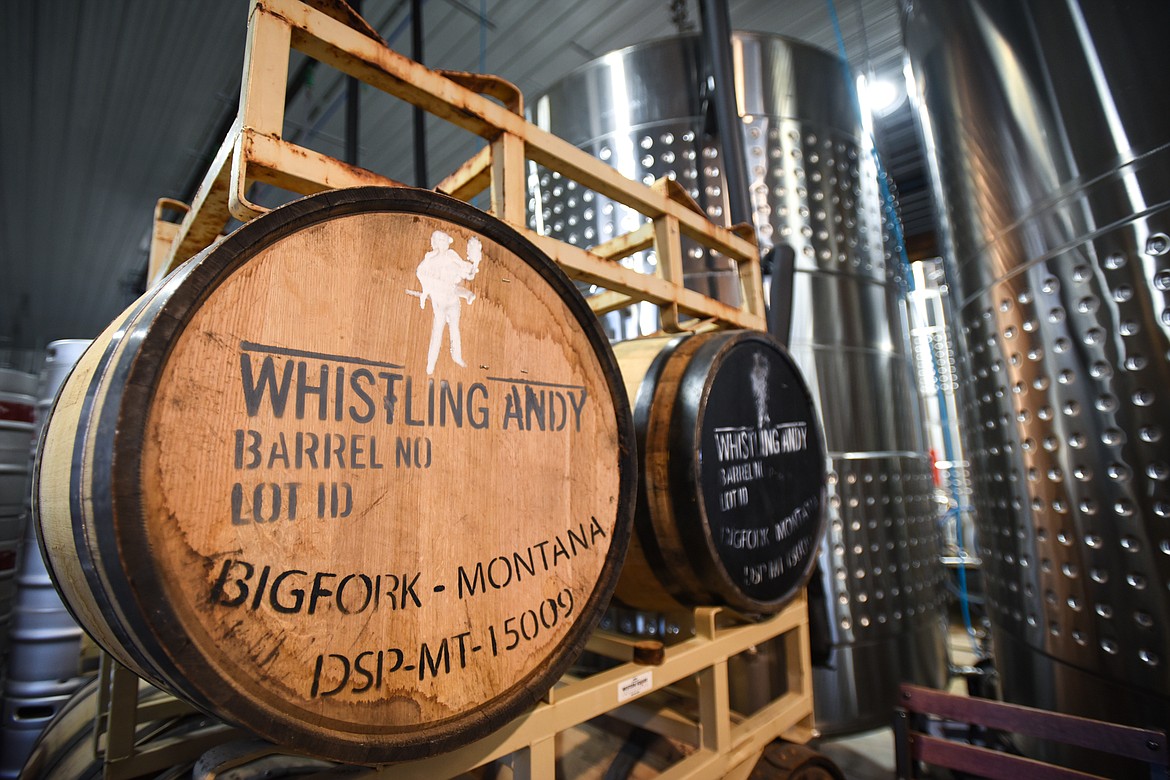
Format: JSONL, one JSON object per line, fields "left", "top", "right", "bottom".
{"left": 33, "top": 187, "right": 635, "bottom": 764}
{"left": 611, "top": 330, "right": 826, "bottom": 614}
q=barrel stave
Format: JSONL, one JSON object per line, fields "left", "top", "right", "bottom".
{"left": 613, "top": 330, "right": 827, "bottom": 615}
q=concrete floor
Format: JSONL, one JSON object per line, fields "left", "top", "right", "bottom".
{"left": 816, "top": 727, "right": 899, "bottom": 779}
{"left": 811, "top": 621, "right": 986, "bottom": 779}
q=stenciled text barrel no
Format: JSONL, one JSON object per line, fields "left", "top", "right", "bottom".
{"left": 33, "top": 187, "right": 636, "bottom": 764}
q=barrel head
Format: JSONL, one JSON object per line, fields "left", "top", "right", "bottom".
{"left": 41, "top": 188, "right": 636, "bottom": 764}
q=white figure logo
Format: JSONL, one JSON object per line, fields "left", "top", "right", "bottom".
{"left": 409, "top": 230, "right": 482, "bottom": 374}
{"left": 750, "top": 352, "right": 771, "bottom": 430}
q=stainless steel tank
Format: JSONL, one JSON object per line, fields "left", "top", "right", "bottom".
{"left": 905, "top": 0, "right": 1170, "bottom": 749}
{"left": 531, "top": 32, "right": 948, "bottom": 735}
{"left": 527, "top": 35, "right": 742, "bottom": 341}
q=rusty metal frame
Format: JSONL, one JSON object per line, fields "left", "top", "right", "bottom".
{"left": 149, "top": 0, "right": 766, "bottom": 333}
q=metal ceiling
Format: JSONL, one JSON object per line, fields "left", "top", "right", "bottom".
{"left": 0, "top": 0, "right": 911, "bottom": 368}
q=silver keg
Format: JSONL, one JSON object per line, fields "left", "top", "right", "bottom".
{"left": 0, "top": 368, "right": 36, "bottom": 664}
{"left": 531, "top": 32, "right": 948, "bottom": 734}
{"left": 0, "top": 679, "right": 82, "bottom": 779}
{"left": 905, "top": 0, "right": 1170, "bottom": 762}
{"left": 1, "top": 340, "right": 91, "bottom": 779}
{"left": 0, "top": 369, "right": 35, "bottom": 516}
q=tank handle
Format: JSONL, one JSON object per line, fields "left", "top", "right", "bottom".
{"left": 766, "top": 244, "right": 797, "bottom": 349}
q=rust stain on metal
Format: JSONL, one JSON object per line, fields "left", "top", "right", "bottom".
{"left": 162, "top": 0, "right": 766, "bottom": 334}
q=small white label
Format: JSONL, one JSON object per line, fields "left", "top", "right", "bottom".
{"left": 617, "top": 671, "right": 653, "bottom": 703}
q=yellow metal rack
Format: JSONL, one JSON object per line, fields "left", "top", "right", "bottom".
{"left": 148, "top": 0, "right": 766, "bottom": 335}
{"left": 85, "top": 1, "right": 814, "bottom": 776}
{"left": 96, "top": 600, "right": 812, "bottom": 779}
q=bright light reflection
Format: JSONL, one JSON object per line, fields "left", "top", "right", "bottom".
{"left": 867, "top": 79, "right": 899, "bottom": 112}
{"left": 603, "top": 52, "right": 637, "bottom": 179}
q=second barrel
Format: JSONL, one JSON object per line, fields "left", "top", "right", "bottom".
{"left": 613, "top": 330, "right": 826, "bottom": 614}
